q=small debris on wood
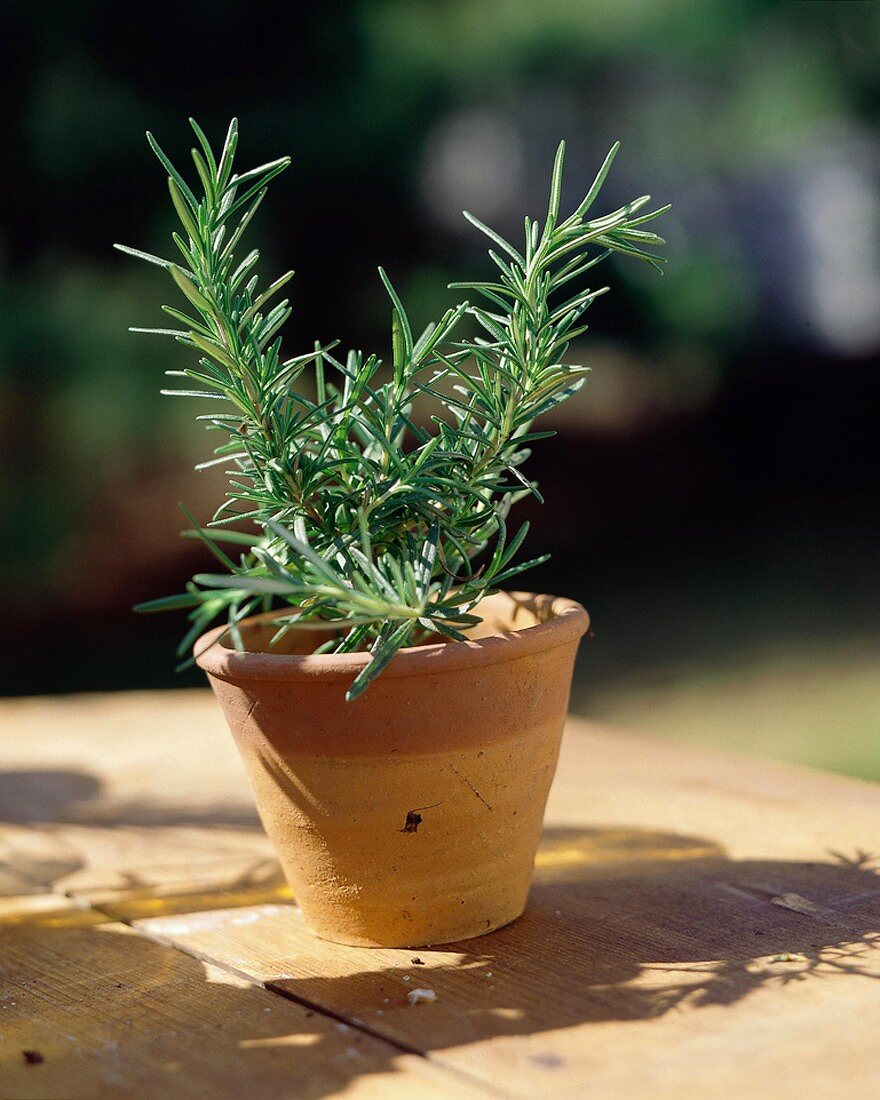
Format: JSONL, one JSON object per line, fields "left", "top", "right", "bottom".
{"left": 401, "top": 975, "right": 410, "bottom": 982}
{"left": 530, "top": 1052, "right": 564, "bottom": 1069}
{"left": 407, "top": 987, "right": 437, "bottom": 1006}
{"left": 411, "top": 956, "right": 425, "bottom": 965}
{"left": 770, "top": 893, "right": 825, "bottom": 916}
{"left": 22, "top": 1050, "right": 44, "bottom": 1065}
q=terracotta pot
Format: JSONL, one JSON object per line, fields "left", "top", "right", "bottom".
{"left": 195, "top": 591, "right": 589, "bottom": 947}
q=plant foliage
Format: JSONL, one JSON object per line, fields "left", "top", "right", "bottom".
{"left": 118, "top": 119, "right": 668, "bottom": 698}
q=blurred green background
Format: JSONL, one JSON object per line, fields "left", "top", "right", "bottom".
{"left": 2, "top": 0, "right": 878, "bottom": 778}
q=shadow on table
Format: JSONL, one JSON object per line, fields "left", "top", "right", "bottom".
{"left": 272, "top": 825, "right": 880, "bottom": 1040}
{"left": 0, "top": 904, "right": 412, "bottom": 1099}
{"left": 0, "top": 768, "right": 261, "bottom": 828}
{"left": 0, "top": 767, "right": 278, "bottom": 912}
{"left": 3, "top": 765, "right": 880, "bottom": 1090}
{"left": 5, "top": 829, "right": 880, "bottom": 1100}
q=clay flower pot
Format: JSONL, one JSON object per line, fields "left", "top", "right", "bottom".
{"left": 195, "top": 591, "right": 589, "bottom": 947}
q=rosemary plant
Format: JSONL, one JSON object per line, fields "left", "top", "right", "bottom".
{"left": 118, "top": 119, "right": 667, "bottom": 699}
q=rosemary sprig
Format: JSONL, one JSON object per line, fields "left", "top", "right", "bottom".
{"left": 119, "top": 119, "right": 667, "bottom": 698}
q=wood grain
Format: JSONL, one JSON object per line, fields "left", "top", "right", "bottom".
{"left": 0, "top": 691, "right": 273, "bottom": 908}
{"left": 136, "top": 838, "right": 880, "bottom": 1099}
{"left": 0, "top": 894, "right": 487, "bottom": 1099}
{"left": 2, "top": 690, "right": 880, "bottom": 1098}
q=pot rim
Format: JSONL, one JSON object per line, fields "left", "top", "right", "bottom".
{"left": 194, "top": 591, "right": 589, "bottom": 684}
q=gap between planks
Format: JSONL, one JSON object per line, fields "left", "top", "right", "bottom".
{"left": 71, "top": 890, "right": 508, "bottom": 1100}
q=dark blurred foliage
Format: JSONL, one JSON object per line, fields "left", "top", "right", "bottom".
{"left": 1, "top": 0, "right": 878, "bottom": 696}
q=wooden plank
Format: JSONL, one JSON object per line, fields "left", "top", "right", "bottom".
{"left": 0, "top": 821, "right": 276, "bottom": 897}
{"left": 79, "top": 865, "right": 292, "bottom": 922}
{"left": 133, "top": 726, "right": 880, "bottom": 1100}
{"left": 0, "top": 823, "right": 88, "bottom": 898}
{"left": 4, "top": 692, "right": 880, "bottom": 1097}
{"left": 135, "top": 880, "right": 880, "bottom": 1099}
{"left": 0, "top": 691, "right": 271, "bottom": 903}
{"left": 0, "top": 894, "right": 489, "bottom": 1099}
{"left": 0, "top": 690, "right": 256, "bottom": 827}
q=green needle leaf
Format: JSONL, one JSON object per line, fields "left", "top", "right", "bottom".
{"left": 120, "top": 120, "right": 667, "bottom": 698}
{"left": 169, "top": 264, "right": 213, "bottom": 314}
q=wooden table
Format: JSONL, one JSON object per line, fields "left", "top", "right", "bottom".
{"left": 2, "top": 690, "right": 879, "bottom": 1099}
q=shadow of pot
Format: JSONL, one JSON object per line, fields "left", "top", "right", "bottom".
{"left": 195, "top": 591, "right": 589, "bottom": 947}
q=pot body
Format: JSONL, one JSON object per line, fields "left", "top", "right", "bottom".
{"left": 196, "top": 592, "right": 588, "bottom": 947}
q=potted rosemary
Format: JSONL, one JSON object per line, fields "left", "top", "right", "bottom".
{"left": 118, "top": 119, "right": 667, "bottom": 947}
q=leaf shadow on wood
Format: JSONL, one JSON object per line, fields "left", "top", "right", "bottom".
{"left": 0, "top": 768, "right": 282, "bottom": 913}
{"left": 0, "top": 903, "right": 426, "bottom": 1100}
{"left": 4, "top": 764, "right": 880, "bottom": 1067}
{"left": 527, "top": 827, "right": 880, "bottom": 1021}
{"left": 0, "top": 768, "right": 261, "bottom": 828}
{"left": 268, "top": 827, "right": 880, "bottom": 1042}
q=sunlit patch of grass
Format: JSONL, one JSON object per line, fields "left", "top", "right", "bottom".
{"left": 573, "top": 638, "right": 880, "bottom": 781}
